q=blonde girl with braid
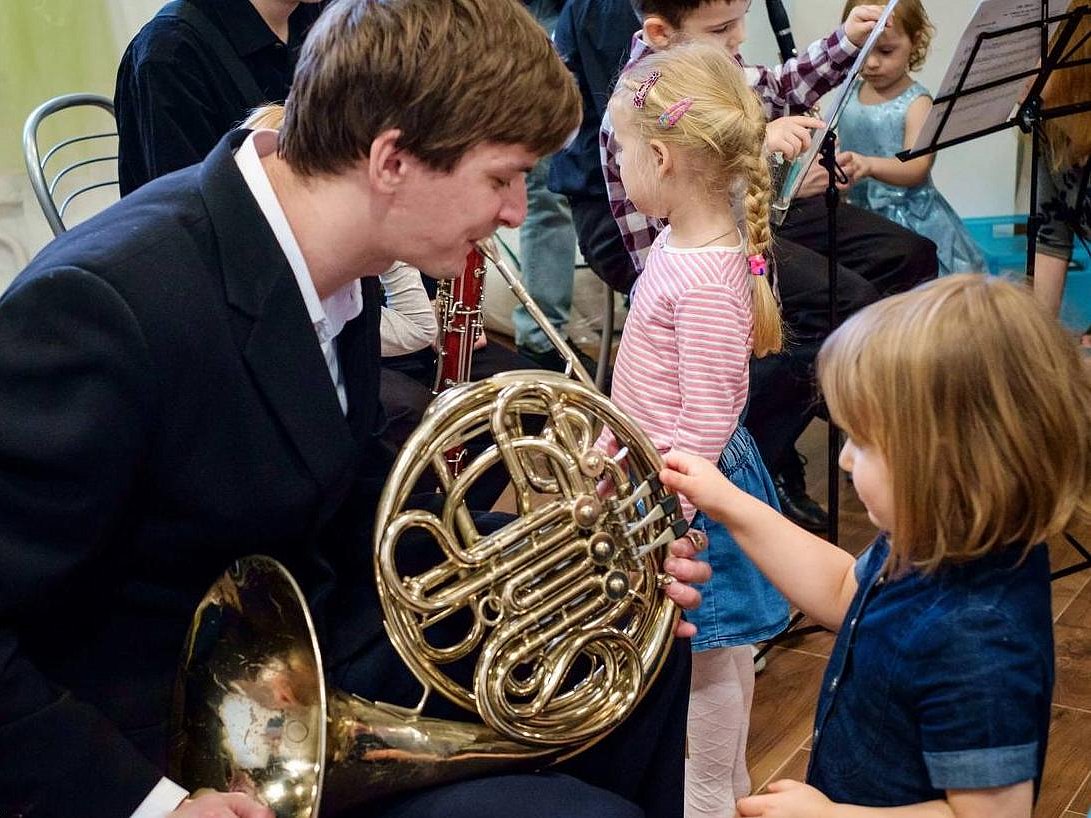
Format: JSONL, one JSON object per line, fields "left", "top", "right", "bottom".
{"left": 602, "top": 41, "right": 788, "bottom": 817}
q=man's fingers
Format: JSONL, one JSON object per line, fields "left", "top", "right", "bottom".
{"left": 665, "top": 554, "right": 711, "bottom": 585}
{"left": 664, "top": 577, "right": 702, "bottom": 610}
{"left": 673, "top": 618, "right": 697, "bottom": 638}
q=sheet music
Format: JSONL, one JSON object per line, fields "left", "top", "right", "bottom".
{"left": 772, "top": 0, "right": 902, "bottom": 218}
{"left": 912, "top": 0, "right": 1071, "bottom": 150}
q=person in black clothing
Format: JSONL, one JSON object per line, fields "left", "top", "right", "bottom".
{"left": 114, "top": 0, "right": 324, "bottom": 196}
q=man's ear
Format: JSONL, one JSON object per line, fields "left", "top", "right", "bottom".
{"left": 368, "top": 129, "right": 406, "bottom": 194}
{"left": 642, "top": 15, "right": 675, "bottom": 49}
{"left": 649, "top": 138, "right": 673, "bottom": 178}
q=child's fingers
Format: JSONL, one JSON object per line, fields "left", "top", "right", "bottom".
{"left": 735, "top": 794, "right": 767, "bottom": 816}
{"left": 789, "top": 115, "right": 826, "bottom": 131}
{"left": 766, "top": 779, "right": 804, "bottom": 793}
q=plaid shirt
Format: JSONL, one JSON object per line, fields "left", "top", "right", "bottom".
{"left": 601, "top": 28, "right": 860, "bottom": 276}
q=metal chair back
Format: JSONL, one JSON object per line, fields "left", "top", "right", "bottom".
{"left": 23, "top": 93, "right": 119, "bottom": 236}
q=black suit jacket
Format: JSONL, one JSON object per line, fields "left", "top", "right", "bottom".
{"left": 0, "top": 131, "right": 390, "bottom": 817}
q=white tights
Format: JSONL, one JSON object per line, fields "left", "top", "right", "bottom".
{"left": 684, "top": 645, "right": 756, "bottom": 818}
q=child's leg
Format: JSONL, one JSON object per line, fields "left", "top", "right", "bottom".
{"left": 731, "top": 643, "right": 757, "bottom": 801}
{"left": 685, "top": 645, "right": 755, "bottom": 817}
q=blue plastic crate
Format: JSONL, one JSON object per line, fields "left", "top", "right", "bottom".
{"left": 963, "top": 215, "right": 1091, "bottom": 332}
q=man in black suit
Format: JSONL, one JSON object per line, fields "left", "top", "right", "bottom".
{"left": 115, "top": 0, "right": 326, "bottom": 196}
{"left": 0, "top": 2, "right": 707, "bottom": 817}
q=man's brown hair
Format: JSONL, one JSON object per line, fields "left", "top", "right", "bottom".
{"left": 280, "top": 0, "right": 581, "bottom": 175}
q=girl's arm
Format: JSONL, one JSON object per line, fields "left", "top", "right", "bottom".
{"left": 840, "top": 95, "right": 934, "bottom": 188}
{"left": 660, "top": 451, "right": 857, "bottom": 630}
{"left": 736, "top": 778, "right": 1031, "bottom": 818}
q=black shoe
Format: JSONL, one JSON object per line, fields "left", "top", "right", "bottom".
{"left": 516, "top": 340, "right": 597, "bottom": 377}
{"left": 774, "top": 448, "right": 829, "bottom": 533}
{"left": 774, "top": 475, "right": 830, "bottom": 533}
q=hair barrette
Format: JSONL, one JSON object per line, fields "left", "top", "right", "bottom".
{"left": 747, "top": 254, "right": 767, "bottom": 277}
{"left": 658, "top": 97, "right": 693, "bottom": 128}
{"left": 633, "top": 71, "right": 661, "bottom": 109}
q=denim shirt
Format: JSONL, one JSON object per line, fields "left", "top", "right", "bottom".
{"left": 809, "top": 536, "right": 1054, "bottom": 806}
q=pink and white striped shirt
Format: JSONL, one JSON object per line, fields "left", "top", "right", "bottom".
{"left": 609, "top": 226, "right": 753, "bottom": 521}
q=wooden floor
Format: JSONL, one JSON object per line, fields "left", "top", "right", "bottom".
{"left": 748, "top": 420, "right": 1091, "bottom": 817}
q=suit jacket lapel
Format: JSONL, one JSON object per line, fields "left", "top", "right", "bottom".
{"left": 198, "top": 131, "right": 356, "bottom": 497}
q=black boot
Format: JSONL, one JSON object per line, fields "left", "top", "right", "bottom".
{"left": 516, "top": 339, "right": 598, "bottom": 377}
{"left": 774, "top": 449, "right": 829, "bottom": 533}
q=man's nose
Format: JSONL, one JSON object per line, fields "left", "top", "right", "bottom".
{"left": 498, "top": 175, "right": 528, "bottom": 228}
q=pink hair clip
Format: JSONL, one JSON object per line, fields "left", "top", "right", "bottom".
{"left": 747, "top": 254, "right": 767, "bottom": 277}
{"left": 633, "top": 71, "right": 661, "bottom": 109}
{"left": 658, "top": 97, "right": 693, "bottom": 128}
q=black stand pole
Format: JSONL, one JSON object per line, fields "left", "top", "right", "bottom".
{"left": 817, "top": 129, "right": 843, "bottom": 547}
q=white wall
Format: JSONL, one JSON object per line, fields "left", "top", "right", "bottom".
{"left": 753, "top": 0, "right": 1021, "bottom": 217}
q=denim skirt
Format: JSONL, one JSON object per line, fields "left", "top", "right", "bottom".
{"left": 686, "top": 426, "right": 790, "bottom": 652}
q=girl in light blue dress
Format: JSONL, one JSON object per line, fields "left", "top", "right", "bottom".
{"left": 837, "top": 0, "right": 985, "bottom": 275}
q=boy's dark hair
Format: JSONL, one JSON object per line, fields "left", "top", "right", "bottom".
{"left": 630, "top": 0, "right": 718, "bottom": 29}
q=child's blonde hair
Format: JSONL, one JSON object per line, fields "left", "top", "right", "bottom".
{"left": 818, "top": 273, "right": 1091, "bottom": 575}
{"left": 841, "top": 0, "right": 934, "bottom": 72}
{"left": 610, "top": 42, "right": 782, "bottom": 357}
{"left": 242, "top": 104, "right": 286, "bottom": 131}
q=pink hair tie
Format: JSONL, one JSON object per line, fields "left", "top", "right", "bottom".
{"left": 633, "top": 71, "right": 660, "bottom": 109}
{"left": 658, "top": 97, "right": 693, "bottom": 128}
{"left": 748, "top": 254, "right": 767, "bottom": 277}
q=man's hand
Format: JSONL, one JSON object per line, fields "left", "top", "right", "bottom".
{"left": 170, "top": 792, "right": 274, "bottom": 818}
{"left": 765, "top": 116, "right": 825, "bottom": 161}
{"left": 843, "top": 4, "right": 889, "bottom": 47}
{"left": 663, "top": 531, "right": 711, "bottom": 638}
{"left": 737, "top": 779, "right": 834, "bottom": 818}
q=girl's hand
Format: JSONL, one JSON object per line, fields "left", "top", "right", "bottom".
{"left": 659, "top": 450, "right": 735, "bottom": 519}
{"left": 765, "top": 115, "right": 825, "bottom": 161}
{"left": 843, "top": 5, "right": 890, "bottom": 47}
{"left": 737, "top": 779, "right": 833, "bottom": 818}
{"left": 170, "top": 792, "right": 274, "bottom": 818}
{"left": 837, "top": 150, "right": 872, "bottom": 184}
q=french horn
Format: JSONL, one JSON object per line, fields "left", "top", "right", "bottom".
{"left": 170, "top": 239, "right": 687, "bottom": 817}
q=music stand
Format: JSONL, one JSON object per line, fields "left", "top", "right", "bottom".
{"left": 897, "top": 0, "right": 1091, "bottom": 581}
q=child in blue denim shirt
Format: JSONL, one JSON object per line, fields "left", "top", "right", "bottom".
{"left": 662, "top": 273, "right": 1091, "bottom": 817}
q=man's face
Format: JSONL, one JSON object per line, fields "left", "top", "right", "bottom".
{"left": 670, "top": 0, "right": 751, "bottom": 55}
{"left": 392, "top": 142, "right": 536, "bottom": 278}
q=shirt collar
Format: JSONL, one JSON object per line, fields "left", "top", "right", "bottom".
{"left": 193, "top": 0, "right": 317, "bottom": 57}
{"left": 234, "top": 130, "right": 362, "bottom": 343}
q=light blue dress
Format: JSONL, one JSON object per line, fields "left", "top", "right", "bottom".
{"left": 839, "top": 81, "right": 986, "bottom": 276}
